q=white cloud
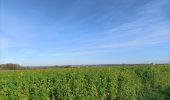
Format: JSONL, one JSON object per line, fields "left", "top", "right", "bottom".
{"left": 0, "top": 36, "right": 12, "bottom": 50}
{"left": 97, "top": 33, "right": 170, "bottom": 49}
{"left": 0, "top": 35, "right": 33, "bottom": 52}
{"left": 62, "top": 0, "right": 170, "bottom": 54}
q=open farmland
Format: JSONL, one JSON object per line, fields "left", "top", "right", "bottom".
{"left": 0, "top": 65, "right": 170, "bottom": 100}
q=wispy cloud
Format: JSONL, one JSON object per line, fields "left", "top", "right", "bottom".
{"left": 0, "top": 35, "right": 32, "bottom": 51}
{"left": 92, "top": 1, "right": 168, "bottom": 43}
{"left": 54, "top": 0, "right": 170, "bottom": 55}
{"left": 0, "top": 36, "right": 11, "bottom": 50}
{"left": 96, "top": 33, "right": 170, "bottom": 49}
{"left": 48, "top": 32, "right": 169, "bottom": 56}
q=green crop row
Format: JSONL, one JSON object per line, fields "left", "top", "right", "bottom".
{"left": 0, "top": 65, "right": 170, "bottom": 100}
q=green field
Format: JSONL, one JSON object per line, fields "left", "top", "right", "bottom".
{"left": 0, "top": 65, "right": 170, "bottom": 100}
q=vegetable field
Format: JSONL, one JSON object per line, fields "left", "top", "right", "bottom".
{"left": 0, "top": 65, "right": 170, "bottom": 100}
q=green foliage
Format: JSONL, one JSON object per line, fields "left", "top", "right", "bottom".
{"left": 0, "top": 65, "right": 170, "bottom": 100}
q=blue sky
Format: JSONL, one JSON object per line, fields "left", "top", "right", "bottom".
{"left": 0, "top": 0, "right": 170, "bottom": 65}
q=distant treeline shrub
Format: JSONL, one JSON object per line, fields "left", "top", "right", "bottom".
{"left": 0, "top": 63, "right": 21, "bottom": 70}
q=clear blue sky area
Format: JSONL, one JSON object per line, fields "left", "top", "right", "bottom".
{"left": 0, "top": 0, "right": 170, "bottom": 65}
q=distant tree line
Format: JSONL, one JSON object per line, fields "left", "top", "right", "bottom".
{"left": 1, "top": 63, "right": 168, "bottom": 70}
{"left": 0, "top": 64, "right": 74, "bottom": 70}
{"left": 0, "top": 63, "right": 21, "bottom": 70}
